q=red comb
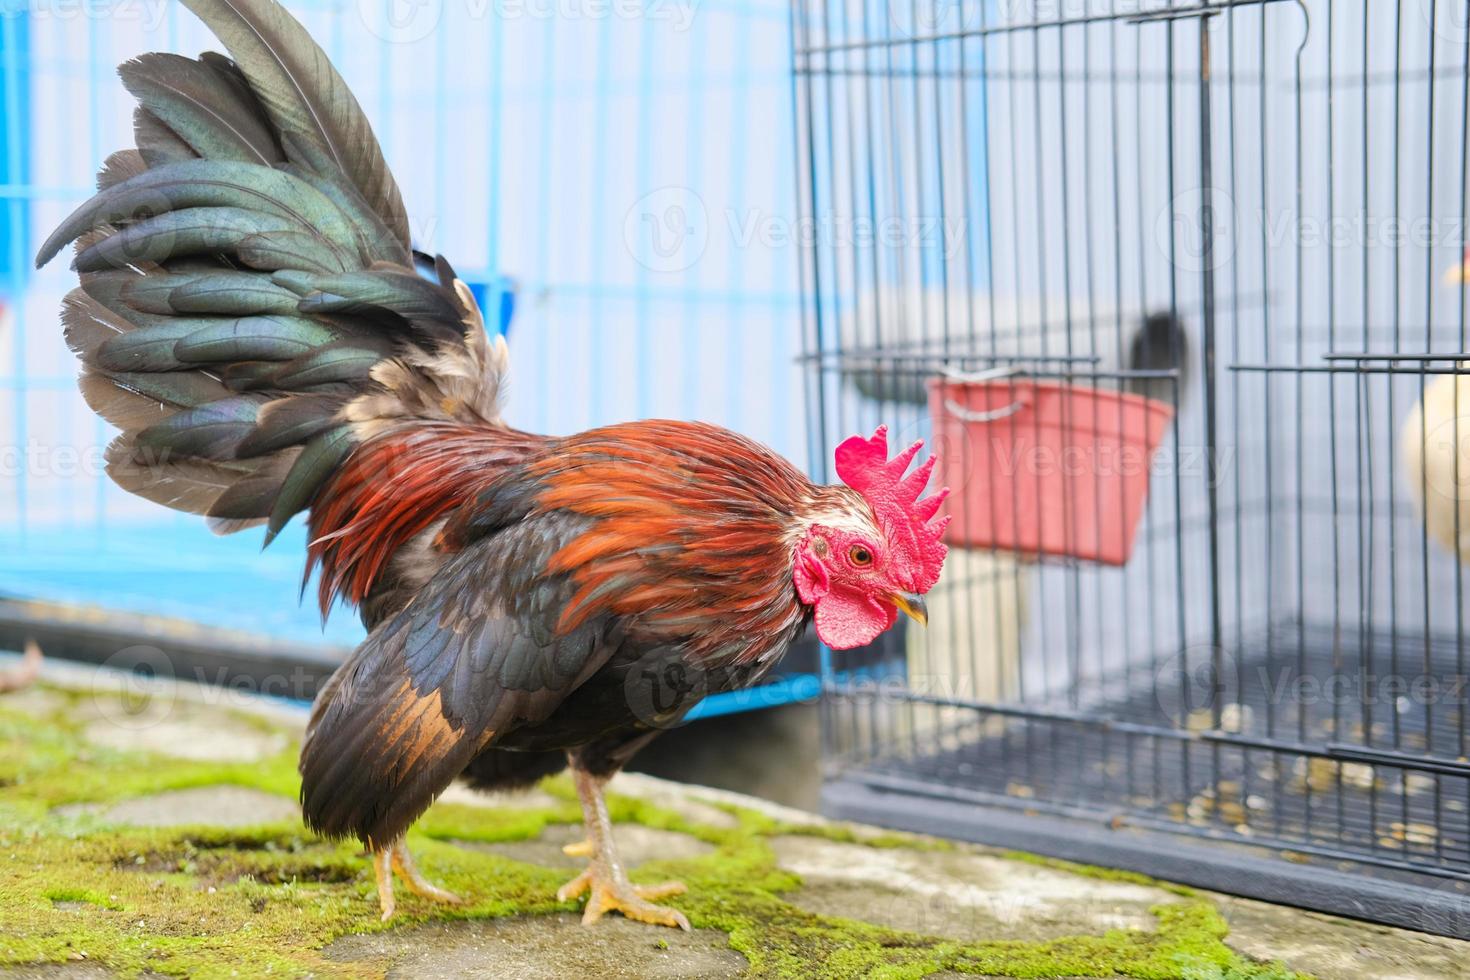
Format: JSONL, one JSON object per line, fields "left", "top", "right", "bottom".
{"left": 834, "top": 425, "right": 950, "bottom": 592}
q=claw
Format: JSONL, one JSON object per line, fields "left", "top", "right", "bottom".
{"left": 561, "top": 838, "right": 594, "bottom": 858}
{"left": 558, "top": 867, "right": 690, "bottom": 930}
{"left": 372, "top": 837, "right": 462, "bottom": 920}
{"left": 560, "top": 765, "right": 692, "bottom": 930}
{"left": 392, "top": 839, "right": 463, "bottom": 905}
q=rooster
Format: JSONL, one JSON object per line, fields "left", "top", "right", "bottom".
{"left": 36, "top": 0, "right": 948, "bottom": 928}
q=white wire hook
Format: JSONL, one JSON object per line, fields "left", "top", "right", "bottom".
{"left": 939, "top": 365, "right": 1030, "bottom": 423}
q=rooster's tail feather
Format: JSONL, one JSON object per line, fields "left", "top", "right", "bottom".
{"left": 39, "top": 0, "right": 506, "bottom": 548}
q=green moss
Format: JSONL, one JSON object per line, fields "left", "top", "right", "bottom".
{"left": 769, "top": 819, "right": 954, "bottom": 852}
{"left": 0, "top": 689, "right": 1307, "bottom": 980}
{"left": 41, "top": 887, "right": 122, "bottom": 911}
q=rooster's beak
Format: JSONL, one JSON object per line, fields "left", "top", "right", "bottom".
{"left": 1444, "top": 254, "right": 1470, "bottom": 286}
{"left": 891, "top": 592, "right": 928, "bottom": 627}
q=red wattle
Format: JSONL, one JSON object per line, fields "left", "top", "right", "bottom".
{"left": 813, "top": 590, "right": 897, "bottom": 650}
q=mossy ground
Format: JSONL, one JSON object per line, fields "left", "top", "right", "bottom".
{"left": 0, "top": 686, "right": 1306, "bottom": 979}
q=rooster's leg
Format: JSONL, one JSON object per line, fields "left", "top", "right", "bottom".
{"left": 556, "top": 767, "right": 689, "bottom": 930}
{"left": 371, "top": 836, "right": 462, "bottom": 921}
{"left": 0, "top": 640, "right": 42, "bottom": 694}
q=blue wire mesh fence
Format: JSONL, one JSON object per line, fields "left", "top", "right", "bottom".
{"left": 0, "top": 0, "right": 804, "bottom": 655}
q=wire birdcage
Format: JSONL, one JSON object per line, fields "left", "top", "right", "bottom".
{"left": 794, "top": 0, "right": 1470, "bottom": 936}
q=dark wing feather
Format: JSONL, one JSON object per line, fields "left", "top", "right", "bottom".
{"left": 178, "top": 0, "right": 409, "bottom": 246}
{"left": 299, "top": 512, "right": 618, "bottom": 846}
{"left": 119, "top": 52, "right": 283, "bottom": 165}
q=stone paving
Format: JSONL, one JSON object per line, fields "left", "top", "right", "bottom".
{"left": 0, "top": 653, "right": 1466, "bottom": 979}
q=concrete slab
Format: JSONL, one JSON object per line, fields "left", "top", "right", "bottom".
{"left": 769, "top": 834, "right": 1177, "bottom": 944}
{"left": 9, "top": 662, "right": 1470, "bottom": 980}
{"left": 609, "top": 772, "right": 744, "bottom": 830}
{"left": 615, "top": 771, "right": 820, "bottom": 830}
{"left": 1219, "top": 895, "right": 1470, "bottom": 980}
{"left": 55, "top": 786, "right": 300, "bottom": 828}
{"left": 0, "top": 686, "right": 71, "bottom": 719}
{"left": 75, "top": 696, "right": 288, "bottom": 764}
{"left": 460, "top": 822, "right": 712, "bottom": 870}
{"left": 323, "top": 914, "right": 746, "bottom": 979}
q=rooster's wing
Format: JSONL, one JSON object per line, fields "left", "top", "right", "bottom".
{"left": 299, "top": 505, "right": 622, "bottom": 846}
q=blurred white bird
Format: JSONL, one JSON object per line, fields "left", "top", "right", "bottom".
{"left": 1400, "top": 249, "right": 1470, "bottom": 561}
{"left": 1401, "top": 373, "right": 1470, "bottom": 560}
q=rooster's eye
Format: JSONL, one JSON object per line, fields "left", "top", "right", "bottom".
{"left": 848, "top": 545, "right": 873, "bottom": 567}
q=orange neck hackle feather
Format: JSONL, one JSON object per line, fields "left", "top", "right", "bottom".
{"left": 527, "top": 420, "right": 819, "bottom": 664}
{"left": 306, "top": 423, "right": 541, "bottom": 617}
{"left": 306, "top": 418, "right": 941, "bottom": 662}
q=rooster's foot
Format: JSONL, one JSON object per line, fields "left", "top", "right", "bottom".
{"left": 556, "top": 867, "right": 689, "bottom": 930}
{"left": 373, "top": 837, "right": 463, "bottom": 921}
{"left": 562, "top": 763, "right": 690, "bottom": 930}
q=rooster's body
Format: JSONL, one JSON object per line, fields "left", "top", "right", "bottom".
{"left": 39, "top": 0, "right": 947, "bottom": 927}
{"left": 302, "top": 419, "right": 823, "bottom": 845}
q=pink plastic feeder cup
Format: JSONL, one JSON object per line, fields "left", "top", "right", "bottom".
{"left": 927, "top": 375, "right": 1174, "bottom": 566}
